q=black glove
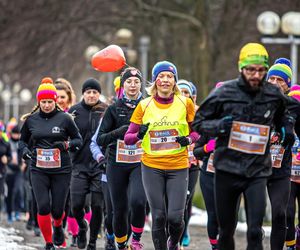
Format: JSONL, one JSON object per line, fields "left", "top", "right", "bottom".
{"left": 98, "top": 156, "right": 107, "bottom": 169}
{"left": 281, "top": 127, "right": 295, "bottom": 148}
{"left": 218, "top": 116, "right": 233, "bottom": 135}
{"left": 22, "top": 147, "right": 33, "bottom": 160}
{"left": 69, "top": 141, "right": 80, "bottom": 152}
{"left": 137, "top": 123, "right": 150, "bottom": 139}
{"left": 112, "top": 125, "right": 129, "bottom": 139}
{"left": 175, "top": 136, "right": 191, "bottom": 146}
{"left": 52, "top": 141, "right": 68, "bottom": 152}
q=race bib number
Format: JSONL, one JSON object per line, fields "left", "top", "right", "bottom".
{"left": 149, "top": 129, "right": 180, "bottom": 151}
{"left": 187, "top": 144, "right": 197, "bottom": 165}
{"left": 270, "top": 145, "right": 285, "bottom": 168}
{"left": 228, "top": 121, "right": 270, "bottom": 155}
{"left": 116, "top": 140, "right": 143, "bottom": 163}
{"left": 36, "top": 148, "right": 61, "bottom": 168}
{"left": 206, "top": 153, "right": 215, "bottom": 173}
{"left": 291, "top": 154, "right": 300, "bottom": 183}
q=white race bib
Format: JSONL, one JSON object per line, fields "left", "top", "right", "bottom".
{"left": 149, "top": 129, "right": 180, "bottom": 151}
{"left": 270, "top": 144, "right": 285, "bottom": 168}
{"left": 206, "top": 153, "right": 215, "bottom": 173}
{"left": 228, "top": 121, "right": 270, "bottom": 155}
{"left": 116, "top": 140, "right": 143, "bottom": 163}
{"left": 36, "top": 148, "right": 61, "bottom": 168}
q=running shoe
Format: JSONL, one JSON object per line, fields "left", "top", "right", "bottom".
{"left": 56, "top": 239, "right": 67, "bottom": 249}
{"left": 167, "top": 237, "right": 179, "bottom": 250}
{"left": 7, "top": 214, "right": 13, "bottom": 224}
{"left": 105, "top": 238, "right": 117, "bottom": 250}
{"left": 52, "top": 225, "right": 65, "bottom": 246}
{"left": 296, "top": 225, "right": 300, "bottom": 249}
{"left": 130, "top": 239, "right": 144, "bottom": 250}
{"left": 211, "top": 244, "right": 219, "bottom": 250}
{"left": 70, "top": 235, "right": 77, "bottom": 247}
{"left": 77, "top": 220, "right": 88, "bottom": 249}
{"left": 44, "top": 243, "right": 55, "bottom": 250}
{"left": 86, "top": 242, "right": 96, "bottom": 250}
{"left": 34, "top": 226, "right": 41, "bottom": 237}
{"left": 26, "top": 220, "right": 33, "bottom": 230}
{"left": 182, "top": 230, "right": 190, "bottom": 247}
{"left": 14, "top": 211, "right": 21, "bottom": 221}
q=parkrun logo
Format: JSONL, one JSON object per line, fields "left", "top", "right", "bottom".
{"left": 153, "top": 116, "right": 179, "bottom": 127}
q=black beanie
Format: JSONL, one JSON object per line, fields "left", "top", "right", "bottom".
{"left": 121, "top": 68, "right": 142, "bottom": 85}
{"left": 82, "top": 78, "right": 102, "bottom": 94}
{"left": 11, "top": 125, "right": 20, "bottom": 134}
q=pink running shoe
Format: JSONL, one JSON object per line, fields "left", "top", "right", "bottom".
{"left": 130, "top": 239, "right": 144, "bottom": 250}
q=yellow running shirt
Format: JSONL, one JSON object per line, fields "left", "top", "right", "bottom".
{"left": 130, "top": 95, "right": 195, "bottom": 170}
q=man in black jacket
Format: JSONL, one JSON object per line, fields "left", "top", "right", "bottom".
{"left": 69, "top": 78, "right": 107, "bottom": 250}
{"left": 193, "top": 43, "right": 295, "bottom": 250}
{"left": 266, "top": 58, "right": 300, "bottom": 250}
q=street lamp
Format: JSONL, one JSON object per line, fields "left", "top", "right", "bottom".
{"left": 0, "top": 81, "right": 32, "bottom": 123}
{"left": 139, "top": 36, "right": 150, "bottom": 95}
{"left": 257, "top": 11, "right": 300, "bottom": 85}
{"left": 115, "top": 28, "right": 138, "bottom": 66}
{"left": 84, "top": 45, "right": 100, "bottom": 63}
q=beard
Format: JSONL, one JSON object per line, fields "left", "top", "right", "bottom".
{"left": 241, "top": 74, "right": 265, "bottom": 93}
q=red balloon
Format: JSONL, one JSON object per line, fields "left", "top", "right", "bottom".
{"left": 91, "top": 45, "right": 126, "bottom": 72}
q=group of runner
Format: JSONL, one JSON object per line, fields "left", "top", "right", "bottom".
{"left": 15, "top": 41, "right": 300, "bottom": 250}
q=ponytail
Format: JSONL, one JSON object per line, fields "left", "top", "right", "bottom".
{"left": 21, "top": 104, "right": 40, "bottom": 121}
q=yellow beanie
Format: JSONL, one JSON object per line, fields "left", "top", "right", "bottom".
{"left": 238, "top": 43, "right": 269, "bottom": 70}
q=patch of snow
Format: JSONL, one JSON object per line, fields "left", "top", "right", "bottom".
{"left": 0, "top": 227, "right": 36, "bottom": 250}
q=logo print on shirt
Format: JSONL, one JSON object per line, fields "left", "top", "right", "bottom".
{"left": 153, "top": 116, "right": 179, "bottom": 127}
{"left": 264, "top": 110, "right": 271, "bottom": 118}
{"left": 52, "top": 127, "right": 60, "bottom": 133}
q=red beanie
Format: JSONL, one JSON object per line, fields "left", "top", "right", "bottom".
{"left": 36, "top": 77, "right": 58, "bottom": 103}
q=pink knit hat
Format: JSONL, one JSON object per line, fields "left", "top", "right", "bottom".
{"left": 288, "top": 85, "right": 300, "bottom": 102}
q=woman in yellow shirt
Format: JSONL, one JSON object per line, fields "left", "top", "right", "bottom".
{"left": 124, "top": 61, "right": 198, "bottom": 250}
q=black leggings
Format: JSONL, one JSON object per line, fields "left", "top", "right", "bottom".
{"left": 142, "top": 164, "right": 188, "bottom": 250}
{"left": 106, "top": 163, "right": 146, "bottom": 239}
{"left": 30, "top": 190, "right": 39, "bottom": 227}
{"left": 102, "top": 179, "right": 114, "bottom": 235}
{"left": 215, "top": 170, "right": 267, "bottom": 250}
{"left": 200, "top": 171, "right": 218, "bottom": 240}
{"left": 180, "top": 166, "right": 199, "bottom": 244}
{"left": 71, "top": 171, "right": 104, "bottom": 243}
{"left": 5, "top": 172, "right": 24, "bottom": 216}
{"left": 30, "top": 170, "right": 71, "bottom": 219}
{"left": 286, "top": 181, "right": 300, "bottom": 242}
{"left": 28, "top": 171, "right": 38, "bottom": 227}
{"left": 267, "top": 176, "right": 291, "bottom": 250}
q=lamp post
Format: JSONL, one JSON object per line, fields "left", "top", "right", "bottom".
{"left": 0, "top": 80, "right": 32, "bottom": 123}
{"left": 115, "top": 28, "right": 138, "bottom": 66}
{"left": 139, "top": 36, "right": 150, "bottom": 95}
{"left": 257, "top": 11, "right": 300, "bottom": 85}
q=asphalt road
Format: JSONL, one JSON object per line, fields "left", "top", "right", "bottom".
{"left": 3, "top": 218, "right": 272, "bottom": 250}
